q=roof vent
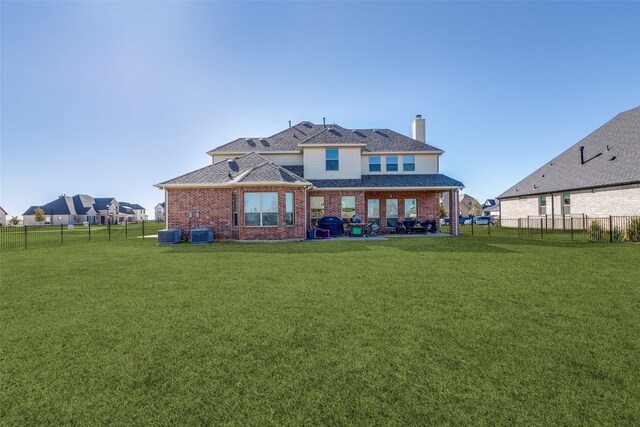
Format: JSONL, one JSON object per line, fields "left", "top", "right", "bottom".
{"left": 246, "top": 138, "right": 252, "bottom": 142}
{"left": 609, "top": 156, "right": 617, "bottom": 161}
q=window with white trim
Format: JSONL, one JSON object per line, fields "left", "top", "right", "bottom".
{"left": 310, "top": 196, "right": 325, "bottom": 221}
{"left": 562, "top": 192, "right": 571, "bottom": 215}
{"left": 326, "top": 149, "right": 339, "bottom": 171}
{"left": 538, "top": 195, "right": 547, "bottom": 216}
{"left": 285, "top": 192, "right": 294, "bottom": 226}
{"left": 369, "top": 156, "right": 381, "bottom": 172}
{"left": 386, "top": 199, "right": 398, "bottom": 227}
{"left": 386, "top": 156, "right": 398, "bottom": 172}
{"left": 403, "top": 155, "right": 415, "bottom": 172}
{"left": 368, "top": 199, "right": 380, "bottom": 226}
{"left": 244, "top": 192, "right": 278, "bottom": 226}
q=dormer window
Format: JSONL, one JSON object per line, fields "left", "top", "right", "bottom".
{"left": 369, "top": 156, "right": 381, "bottom": 172}
{"left": 326, "top": 148, "right": 339, "bottom": 171}
{"left": 386, "top": 156, "right": 398, "bottom": 172}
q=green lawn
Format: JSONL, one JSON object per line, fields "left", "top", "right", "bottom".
{"left": 1, "top": 236, "right": 638, "bottom": 425}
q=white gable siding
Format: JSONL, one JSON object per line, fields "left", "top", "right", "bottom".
{"left": 361, "top": 154, "right": 439, "bottom": 175}
{"left": 303, "top": 147, "right": 361, "bottom": 179}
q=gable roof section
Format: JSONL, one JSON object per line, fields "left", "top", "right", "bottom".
{"left": 156, "top": 152, "right": 310, "bottom": 188}
{"left": 499, "top": 106, "right": 640, "bottom": 199}
{"left": 120, "top": 202, "right": 145, "bottom": 210}
{"left": 72, "top": 194, "right": 96, "bottom": 215}
{"left": 208, "top": 121, "right": 443, "bottom": 154}
{"left": 23, "top": 196, "right": 75, "bottom": 215}
{"left": 0, "top": 207, "right": 7, "bottom": 215}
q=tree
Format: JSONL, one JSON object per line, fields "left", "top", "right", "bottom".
{"left": 469, "top": 201, "right": 482, "bottom": 217}
{"left": 9, "top": 216, "right": 20, "bottom": 226}
{"left": 438, "top": 203, "right": 447, "bottom": 219}
{"left": 34, "top": 207, "right": 46, "bottom": 224}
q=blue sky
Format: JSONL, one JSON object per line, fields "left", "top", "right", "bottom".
{"left": 1, "top": 1, "right": 639, "bottom": 217}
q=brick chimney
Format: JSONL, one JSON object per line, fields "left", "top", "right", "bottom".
{"left": 412, "top": 114, "right": 426, "bottom": 143}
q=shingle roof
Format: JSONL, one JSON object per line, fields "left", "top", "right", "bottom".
{"left": 309, "top": 174, "right": 463, "bottom": 189}
{"left": 23, "top": 196, "right": 75, "bottom": 215}
{"left": 93, "top": 198, "right": 117, "bottom": 211}
{"left": 499, "top": 106, "right": 640, "bottom": 199}
{"left": 120, "top": 202, "right": 145, "bottom": 210}
{"left": 72, "top": 194, "right": 96, "bottom": 215}
{"left": 208, "top": 121, "right": 442, "bottom": 154}
{"left": 156, "top": 152, "right": 310, "bottom": 187}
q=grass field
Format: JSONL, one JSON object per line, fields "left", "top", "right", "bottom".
{"left": 1, "top": 236, "right": 639, "bottom": 424}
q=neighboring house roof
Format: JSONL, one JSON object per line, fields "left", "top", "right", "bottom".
{"left": 93, "top": 198, "right": 117, "bottom": 211}
{"left": 0, "top": 206, "right": 7, "bottom": 215}
{"left": 483, "top": 199, "right": 497, "bottom": 208}
{"left": 155, "top": 202, "right": 165, "bottom": 209}
{"left": 156, "top": 152, "right": 310, "bottom": 187}
{"left": 483, "top": 203, "right": 500, "bottom": 212}
{"left": 72, "top": 194, "right": 96, "bottom": 215}
{"left": 309, "top": 174, "right": 463, "bottom": 189}
{"left": 499, "top": 106, "right": 640, "bottom": 199}
{"left": 120, "top": 202, "right": 145, "bottom": 210}
{"left": 23, "top": 196, "right": 75, "bottom": 215}
{"left": 208, "top": 121, "right": 443, "bottom": 154}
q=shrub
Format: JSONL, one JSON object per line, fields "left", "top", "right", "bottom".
{"left": 626, "top": 217, "right": 640, "bottom": 242}
{"left": 588, "top": 221, "right": 603, "bottom": 242}
{"left": 612, "top": 226, "right": 624, "bottom": 242}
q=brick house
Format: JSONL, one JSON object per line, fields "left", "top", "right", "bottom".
{"left": 156, "top": 116, "right": 465, "bottom": 240}
{"left": 498, "top": 106, "right": 640, "bottom": 220}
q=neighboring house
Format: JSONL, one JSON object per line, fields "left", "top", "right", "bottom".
{"left": 155, "top": 202, "right": 165, "bottom": 222}
{"left": 482, "top": 199, "right": 500, "bottom": 218}
{"left": 0, "top": 206, "right": 7, "bottom": 226}
{"left": 23, "top": 195, "right": 146, "bottom": 225}
{"left": 156, "top": 115, "right": 465, "bottom": 240}
{"left": 119, "top": 202, "right": 148, "bottom": 222}
{"left": 498, "top": 106, "right": 640, "bottom": 219}
{"left": 440, "top": 192, "right": 482, "bottom": 218}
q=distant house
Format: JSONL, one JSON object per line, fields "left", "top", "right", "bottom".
{"left": 155, "top": 202, "right": 165, "bottom": 222}
{"left": 119, "top": 202, "right": 148, "bottom": 222}
{"left": 440, "top": 192, "right": 482, "bottom": 218}
{"left": 482, "top": 199, "right": 500, "bottom": 218}
{"left": 0, "top": 206, "right": 7, "bottom": 226}
{"left": 23, "top": 195, "right": 146, "bottom": 225}
{"left": 498, "top": 106, "right": 640, "bottom": 219}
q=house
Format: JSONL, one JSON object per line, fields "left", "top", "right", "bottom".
{"left": 440, "top": 192, "right": 482, "bottom": 218}
{"left": 498, "top": 106, "right": 640, "bottom": 220}
{"left": 119, "top": 202, "right": 148, "bottom": 222}
{"left": 155, "top": 202, "right": 165, "bottom": 222}
{"left": 156, "top": 115, "right": 465, "bottom": 240}
{"left": 23, "top": 195, "right": 146, "bottom": 225}
{"left": 482, "top": 199, "right": 500, "bottom": 218}
{"left": 0, "top": 206, "right": 7, "bottom": 226}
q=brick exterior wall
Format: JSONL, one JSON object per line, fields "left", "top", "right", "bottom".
{"left": 308, "top": 189, "right": 441, "bottom": 233}
{"left": 166, "top": 186, "right": 307, "bottom": 241}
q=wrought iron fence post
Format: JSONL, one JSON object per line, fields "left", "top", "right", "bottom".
{"left": 518, "top": 218, "right": 521, "bottom": 237}
{"left": 471, "top": 219, "right": 474, "bottom": 236}
{"left": 24, "top": 225, "right": 27, "bottom": 250}
{"left": 126, "top": 220, "right": 128, "bottom": 239}
{"left": 488, "top": 219, "right": 491, "bottom": 236}
{"left": 571, "top": 217, "right": 574, "bottom": 241}
{"left": 142, "top": 220, "right": 145, "bottom": 239}
{"left": 89, "top": 222, "right": 91, "bottom": 242}
{"left": 108, "top": 221, "right": 111, "bottom": 240}
{"left": 61, "top": 224, "right": 64, "bottom": 245}
{"left": 609, "top": 216, "right": 613, "bottom": 243}
{"left": 540, "top": 219, "right": 543, "bottom": 239}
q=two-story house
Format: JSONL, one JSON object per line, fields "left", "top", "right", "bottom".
{"left": 156, "top": 115, "right": 465, "bottom": 240}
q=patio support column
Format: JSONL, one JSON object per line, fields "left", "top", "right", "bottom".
{"left": 449, "top": 189, "right": 459, "bottom": 236}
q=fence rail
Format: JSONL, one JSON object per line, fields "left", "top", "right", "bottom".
{"left": 442, "top": 216, "right": 640, "bottom": 243}
{"left": 0, "top": 221, "right": 165, "bottom": 251}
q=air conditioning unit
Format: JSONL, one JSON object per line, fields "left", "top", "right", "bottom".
{"left": 190, "top": 227, "right": 214, "bottom": 244}
{"left": 158, "top": 228, "right": 182, "bottom": 245}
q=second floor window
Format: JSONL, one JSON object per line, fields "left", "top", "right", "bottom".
{"left": 403, "top": 155, "right": 415, "bottom": 172}
{"left": 386, "top": 156, "right": 398, "bottom": 172}
{"left": 326, "top": 148, "right": 339, "bottom": 171}
{"left": 369, "top": 156, "right": 381, "bottom": 172}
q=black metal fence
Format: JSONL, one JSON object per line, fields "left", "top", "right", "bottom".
{"left": 446, "top": 216, "right": 640, "bottom": 243}
{"left": 0, "top": 221, "right": 165, "bottom": 251}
